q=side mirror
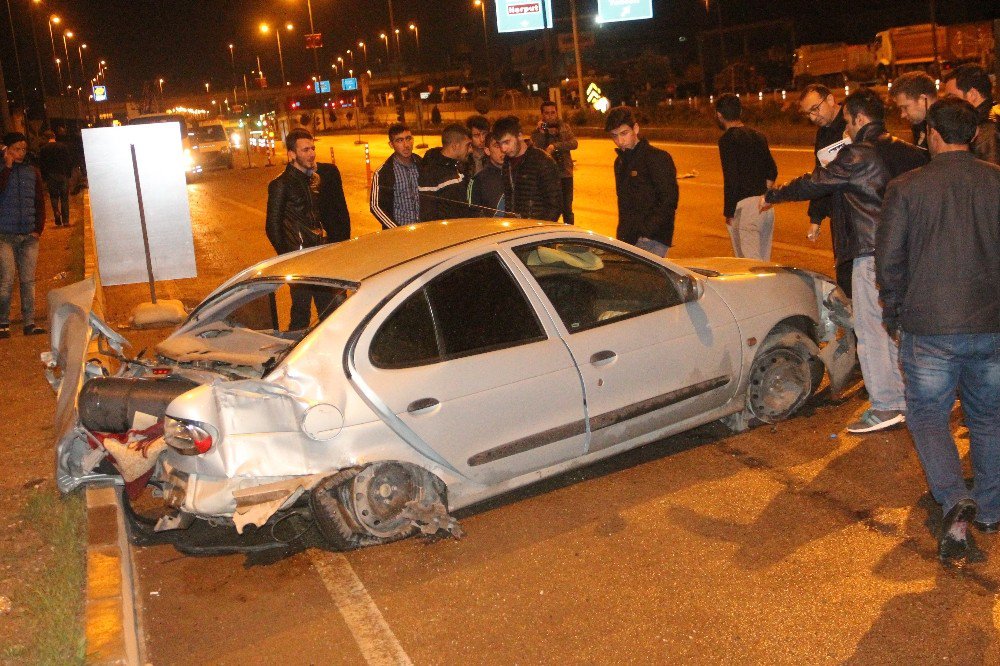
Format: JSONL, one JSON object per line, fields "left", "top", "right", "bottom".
{"left": 677, "top": 273, "right": 704, "bottom": 303}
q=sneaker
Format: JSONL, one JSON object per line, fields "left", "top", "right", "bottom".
{"left": 23, "top": 324, "right": 46, "bottom": 336}
{"left": 847, "top": 408, "right": 905, "bottom": 434}
{"left": 0, "top": 326, "right": 9, "bottom": 339}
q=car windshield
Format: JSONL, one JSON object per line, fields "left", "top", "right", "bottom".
{"left": 198, "top": 125, "right": 227, "bottom": 142}
{"left": 156, "top": 279, "right": 354, "bottom": 376}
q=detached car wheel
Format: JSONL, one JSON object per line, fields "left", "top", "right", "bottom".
{"left": 746, "top": 328, "right": 820, "bottom": 424}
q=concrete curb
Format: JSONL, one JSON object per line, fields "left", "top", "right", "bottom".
{"left": 81, "top": 192, "right": 147, "bottom": 665}
{"left": 84, "top": 486, "right": 144, "bottom": 665}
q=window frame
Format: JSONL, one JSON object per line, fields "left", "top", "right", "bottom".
{"left": 510, "top": 239, "right": 688, "bottom": 334}
{"left": 368, "top": 251, "right": 549, "bottom": 370}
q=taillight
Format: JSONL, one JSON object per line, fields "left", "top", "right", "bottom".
{"left": 164, "top": 417, "right": 218, "bottom": 455}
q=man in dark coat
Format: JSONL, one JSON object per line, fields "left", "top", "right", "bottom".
{"left": 943, "top": 64, "right": 999, "bottom": 166}
{"left": 38, "top": 129, "right": 73, "bottom": 227}
{"left": 492, "top": 115, "right": 562, "bottom": 221}
{"left": 418, "top": 124, "right": 473, "bottom": 221}
{"left": 265, "top": 128, "right": 350, "bottom": 329}
{"left": 469, "top": 132, "right": 506, "bottom": 216}
{"left": 604, "top": 106, "right": 678, "bottom": 257}
{"left": 877, "top": 98, "right": 1000, "bottom": 562}
{"left": 891, "top": 70, "right": 937, "bottom": 150}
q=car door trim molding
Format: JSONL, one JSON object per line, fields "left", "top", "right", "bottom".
{"left": 467, "top": 419, "right": 588, "bottom": 467}
{"left": 590, "top": 375, "right": 732, "bottom": 433}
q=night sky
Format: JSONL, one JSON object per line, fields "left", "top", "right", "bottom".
{"left": 2, "top": 0, "right": 997, "bottom": 100}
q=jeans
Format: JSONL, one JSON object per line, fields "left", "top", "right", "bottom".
{"left": 852, "top": 256, "right": 906, "bottom": 411}
{"left": 288, "top": 284, "right": 335, "bottom": 331}
{"left": 46, "top": 176, "right": 70, "bottom": 225}
{"left": 728, "top": 196, "right": 775, "bottom": 261}
{"left": 0, "top": 233, "right": 39, "bottom": 328}
{"left": 901, "top": 332, "right": 1000, "bottom": 522}
{"left": 560, "top": 177, "right": 575, "bottom": 225}
{"left": 636, "top": 237, "right": 669, "bottom": 258}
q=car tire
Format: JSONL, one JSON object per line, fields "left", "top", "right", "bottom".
{"left": 744, "top": 326, "right": 820, "bottom": 425}
{"left": 309, "top": 467, "right": 417, "bottom": 551}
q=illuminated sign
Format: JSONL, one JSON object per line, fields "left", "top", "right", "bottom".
{"left": 597, "top": 0, "right": 653, "bottom": 23}
{"left": 314, "top": 80, "right": 332, "bottom": 94}
{"left": 305, "top": 32, "right": 323, "bottom": 49}
{"left": 586, "top": 82, "right": 610, "bottom": 113}
{"left": 93, "top": 85, "right": 108, "bottom": 102}
{"left": 495, "top": 0, "right": 554, "bottom": 33}
{"left": 341, "top": 77, "right": 358, "bottom": 91}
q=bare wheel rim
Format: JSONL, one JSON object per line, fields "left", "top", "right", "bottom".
{"left": 748, "top": 348, "right": 811, "bottom": 423}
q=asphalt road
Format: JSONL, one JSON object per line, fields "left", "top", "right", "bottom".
{"left": 113, "top": 136, "right": 1000, "bottom": 665}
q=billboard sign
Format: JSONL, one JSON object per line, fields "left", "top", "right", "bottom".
{"left": 314, "top": 80, "right": 332, "bottom": 94}
{"left": 597, "top": 0, "right": 653, "bottom": 23}
{"left": 495, "top": 0, "right": 554, "bottom": 33}
{"left": 341, "top": 77, "right": 358, "bottom": 91}
{"left": 305, "top": 32, "right": 323, "bottom": 49}
{"left": 93, "top": 85, "right": 108, "bottom": 102}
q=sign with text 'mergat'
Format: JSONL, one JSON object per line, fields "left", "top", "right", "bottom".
{"left": 495, "top": 0, "right": 553, "bottom": 33}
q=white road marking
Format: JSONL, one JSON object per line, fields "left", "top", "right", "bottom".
{"left": 309, "top": 550, "right": 413, "bottom": 666}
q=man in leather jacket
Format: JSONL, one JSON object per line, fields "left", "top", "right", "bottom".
{"left": 943, "top": 64, "right": 999, "bottom": 166}
{"left": 265, "top": 128, "right": 350, "bottom": 329}
{"left": 765, "top": 89, "right": 926, "bottom": 435}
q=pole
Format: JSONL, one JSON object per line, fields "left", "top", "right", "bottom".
{"left": 62, "top": 33, "right": 72, "bottom": 91}
{"left": 540, "top": 0, "right": 555, "bottom": 89}
{"left": 47, "top": 19, "right": 59, "bottom": 92}
{"left": 4, "top": 0, "right": 25, "bottom": 118}
{"left": 28, "top": 3, "right": 46, "bottom": 114}
{"left": 276, "top": 30, "right": 287, "bottom": 85}
{"left": 570, "top": 0, "right": 585, "bottom": 109}
{"left": 228, "top": 44, "right": 239, "bottom": 105}
{"left": 387, "top": 0, "right": 404, "bottom": 122}
{"left": 130, "top": 144, "right": 158, "bottom": 305}
{"left": 306, "top": 0, "right": 320, "bottom": 81}
{"left": 478, "top": 2, "right": 494, "bottom": 97}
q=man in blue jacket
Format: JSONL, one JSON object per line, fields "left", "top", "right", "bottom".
{"left": 0, "top": 132, "right": 47, "bottom": 339}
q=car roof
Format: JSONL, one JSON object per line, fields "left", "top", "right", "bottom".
{"left": 253, "top": 219, "right": 564, "bottom": 283}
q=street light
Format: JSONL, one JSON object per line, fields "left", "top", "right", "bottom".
{"left": 358, "top": 41, "right": 367, "bottom": 65}
{"left": 54, "top": 57, "right": 62, "bottom": 94}
{"left": 77, "top": 43, "right": 87, "bottom": 86}
{"left": 379, "top": 32, "right": 389, "bottom": 61}
{"left": 205, "top": 82, "right": 210, "bottom": 94}
{"left": 473, "top": 0, "right": 493, "bottom": 95}
{"left": 260, "top": 22, "right": 293, "bottom": 86}
{"left": 408, "top": 23, "right": 420, "bottom": 63}
{"left": 228, "top": 43, "right": 239, "bottom": 104}
{"left": 393, "top": 28, "right": 402, "bottom": 60}
{"left": 47, "top": 14, "right": 61, "bottom": 93}
{"left": 158, "top": 78, "right": 164, "bottom": 94}
{"left": 347, "top": 49, "right": 354, "bottom": 69}
{"left": 62, "top": 30, "right": 74, "bottom": 90}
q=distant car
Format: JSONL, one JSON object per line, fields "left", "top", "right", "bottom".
{"left": 193, "top": 122, "right": 234, "bottom": 170}
{"left": 45, "top": 220, "right": 856, "bottom": 551}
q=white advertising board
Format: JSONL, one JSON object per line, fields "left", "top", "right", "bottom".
{"left": 82, "top": 123, "right": 197, "bottom": 287}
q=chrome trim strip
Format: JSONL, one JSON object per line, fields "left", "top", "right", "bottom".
{"left": 468, "top": 419, "right": 588, "bottom": 467}
{"left": 590, "top": 376, "right": 731, "bottom": 432}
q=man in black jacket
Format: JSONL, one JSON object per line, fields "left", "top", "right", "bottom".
{"left": 493, "top": 115, "right": 562, "bottom": 221}
{"left": 265, "top": 128, "right": 350, "bottom": 329}
{"left": 38, "top": 129, "right": 73, "bottom": 227}
{"left": 799, "top": 84, "right": 850, "bottom": 291}
{"left": 943, "top": 64, "right": 999, "bottom": 166}
{"left": 877, "top": 98, "right": 1000, "bottom": 563}
{"left": 418, "top": 124, "right": 473, "bottom": 221}
{"left": 469, "top": 132, "right": 506, "bottom": 216}
{"left": 605, "top": 106, "right": 678, "bottom": 257}
{"left": 765, "top": 89, "right": 927, "bottom": 434}
{"left": 891, "top": 70, "right": 937, "bottom": 150}
{"left": 370, "top": 123, "right": 422, "bottom": 229}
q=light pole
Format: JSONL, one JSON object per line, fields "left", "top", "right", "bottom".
{"left": 62, "top": 30, "right": 73, "bottom": 90}
{"left": 228, "top": 43, "right": 239, "bottom": 104}
{"left": 47, "top": 14, "right": 60, "bottom": 93}
{"left": 331, "top": 62, "right": 339, "bottom": 77}
{"left": 409, "top": 24, "right": 420, "bottom": 65}
{"left": 379, "top": 32, "right": 389, "bottom": 63}
{"left": 54, "top": 57, "right": 62, "bottom": 95}
{"left": 158, "top": 78, "right": 164, "bottom": 94}
{"left": 358, "top": 41, "right": 367, "bottom": 65}
{"left": 77, "top": 43, "right": 87, "bottom": 87}
{"left": 28, "top": 0, "right": 47, "bottom": 104}
{"left": 347, "top": 49, "right": 354, "bottom": 69}
{"left": 260, "top": 22, "right": 292, "bottom": 86}
{"left": 473, "top": 1, "right": 493, "bottom": 95}
{"left": 393, "top": 28, "right": 402, "bottom": 61}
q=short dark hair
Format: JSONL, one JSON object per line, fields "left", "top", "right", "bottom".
{"left": 604, "top": 106, "right": 637, "bottom": 132}
{"left": 465, "top": 114, "right": 490, "bottom": 132}
{"left": 927, "top": 97, "right": 979, "bottom": 146}
{"left": 441, "top": 123, "right": 471, "bottom": 146}
{"left": 943, "top": 63, "right": 992, "bottom": 101}
{"left": 892, "top": 71, "right": 937, "bottom": 101}
{"left": 843, "top": 88, "right": 885, "bottom": 123}
{"left": 540, "top": 100, "right": 557, "bottom": 112}
{"left": 715, "top": 93, "right": 742, "bottom": 122}
{"left": 491, "top": 115, "right": 522, "bottom": 140}
{"left": 285, "top": 127, "right": 313, "bottom": 152}
{"left": 387, "top": 122, "right": 409, "bottom": 140}
{"left": 484, "top": 131, "right": 499, "bottom": 147}
{"left": 799, "top": 83, "right": 832, "bottom": 102}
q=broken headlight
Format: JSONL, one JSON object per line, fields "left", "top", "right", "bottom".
{"left": 164, "top": 416, "right": 218, "bottom": 456}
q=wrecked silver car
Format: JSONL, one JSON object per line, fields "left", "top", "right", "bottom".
{"left": 45, "top": 219, "right": 856, "bottom": 551}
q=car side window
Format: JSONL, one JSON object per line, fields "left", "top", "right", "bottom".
{"left": 513, "top": 242, "right": 684, "bottom": 332}
{"left": 370, "top": 253, "right": 545, "bottom": 368}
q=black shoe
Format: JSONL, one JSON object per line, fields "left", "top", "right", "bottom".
{"left": 973, "top": 520, "right": 1000, "bottom": 534}
{"left": 23, "top": 324, "right": 46, "bottom": 336}
{"left": 0, "top": 326, "right": 9, "bottom": 339}
{"left": 939, "top": 498, "right": 977, "bottom": 561}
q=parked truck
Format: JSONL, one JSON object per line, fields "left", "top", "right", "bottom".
{"left": 873, "top": 21, "right": 995, "bottom": 78}
{"left": 793, "top": 42, "right": 874, "bottom": 87}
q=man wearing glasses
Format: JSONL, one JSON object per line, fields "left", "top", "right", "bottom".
{"left": 799, "top": 84, "right": 850, "bottom": 295}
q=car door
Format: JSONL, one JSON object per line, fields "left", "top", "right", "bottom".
{"left": 507, "top": 238, "right": 741, "bottom": 454}
{"left": 352, "top": 250, "right": 588, "bottom": 485}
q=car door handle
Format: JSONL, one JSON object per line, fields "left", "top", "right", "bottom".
{"left": 590, "top": 350, "right": 617, "bottom": 365}
{"left": 407, "top": 398, "right": 439, "bottom": 414}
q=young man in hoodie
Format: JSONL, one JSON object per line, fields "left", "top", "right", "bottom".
{"left": 0, "top": 132, "right": 47, "bottom": 339}
{"left": 418, "top": 124, "right": 473, "bottom": 221}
